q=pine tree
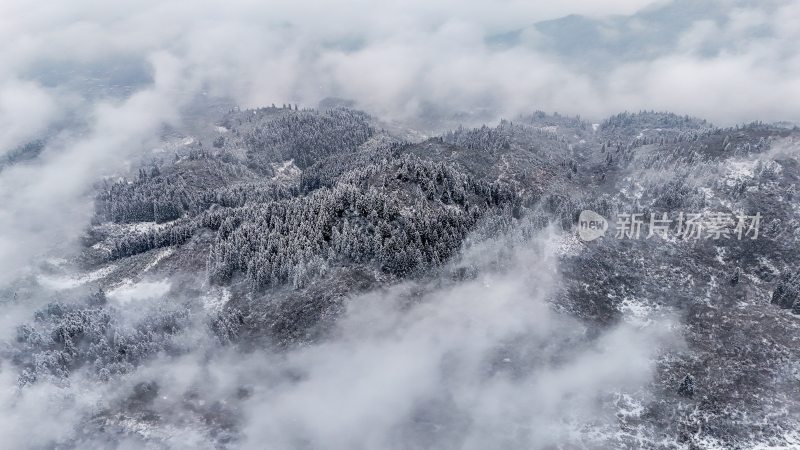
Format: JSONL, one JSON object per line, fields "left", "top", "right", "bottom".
{"left": 678, "top": 374, "right": 694, "bottom": 398}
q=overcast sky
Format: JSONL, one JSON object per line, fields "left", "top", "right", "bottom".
{"left": 0, "top": 0, "right": 799, "bottom": 281}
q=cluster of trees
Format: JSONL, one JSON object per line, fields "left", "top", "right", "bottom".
{"left": 339, "top": 154, "right": 517, "bottom": 206}
{"left": 646, "top": 177, "right": 707, "bottom": 212}
{"left": 94, "top": 127, "right": 526, "bottom": 284}
{"left": 600, "top": 111, "right": 711, "bottom": 133}
{"left": 13, "top": 291, "right": 190, "bottom": 385}
{"left": 95, "top": 172, "right": 190, "bottom": 223}
{"left": 772, "top": 272, "right": 800, "bottom": 314}
{"left": 524, "top": 111, "right": 589, "bottom": 130}
{"left": 110, "top": 219, "right": 196, "bottom": 259}
{"left": 596, "top": 113, "right": 788, "bottom": 168}
{"left": 95, "top": 154, "right": 254, "bottom": 224}
{"left": 96, "top": 106, "right": 793, "bottom": 298}
{"left": 243, "top": 108, "right": 374, "bottom": 169}
{"left": 444, "top": 119, "right": 579, "bottom": 174}
{"left": 93, "top": 107, "right": 562, "bottom": 273}
{"left": 99, "top": 181, "right": 298, "bottom": 261}
{"left": 205, "top": 155, "right": 517, "bottom": 289}
{"left": 443, "top": 125, "right": 511, "bottom": 154}
{"left": 204, "top": 181, "right": 298, "bottom": 208}
{"left": 299, "top": 140, "right": 400, "bottom": 192}
{"left": 205, "top": 186, "right": 478, "bottom": 289}
{"left": 0, "top": 139, "right": 45, "bottom": 170}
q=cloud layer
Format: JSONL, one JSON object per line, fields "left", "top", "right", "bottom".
{"left": 0, "top": 227, "right": 678, "bottom": 448}
{"left": 1, "top": 0, "right": 799, "bottom": 284}
{"left": 234, "top": 233, "right": 676, "bottom": 449}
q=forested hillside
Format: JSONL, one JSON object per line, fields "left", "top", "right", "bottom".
{"left": 5, "top": 104, "right": 800, "bottom": 448}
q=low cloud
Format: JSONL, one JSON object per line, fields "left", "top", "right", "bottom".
{"left": 0, "top": 227, "right": 676, "bottom": 448}
{"left": 235, "top": 232, "right": 676, "bottom": 448}
{"left": 0, "top": 52, "right": 188, "bottom": 283}
{"left": 0, "top": 80, "right": 58, "bottom": 156}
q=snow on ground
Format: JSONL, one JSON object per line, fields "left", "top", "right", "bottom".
{"left": 723, "top": 158, "right": 759, "bottom": 186}
{"left": 702, "top": 274, "right": 719, "bottom": 307}
{"left": 143, "top": 248, "right": 175, "bottom": 273}
{"left": 692, "top": 434, "right": 730, "bottom": 450}
{"left": 201, "top": 286, "right": 231, "bottom": 311}
{"left": 150, "top": 135, "right": 198, "bottom": 153}
{"left": 95, "top": 220, "right": 178, "bottom": 236}
{"left": 617, "top": 295, "right": 660, "bottom": 327}
{"left": 700, "top": 186, "right": 716, "bottom": 200}
{"left": 91, "top": 241, "right": 113, "bottom": 254}
{"left": 38, "top": 265, "right": 117, "bottom": 290}
{"left": 615, "top": 393, "right": 645, "bottom": 419}
{"left": 270, "top": 159, "right": 301, "bottom": 182}
{"left": 714, "top": 246, "right": 727, "bottom": 265}
{"left": 618, "top": 177, "right": 645, "bottom": 201}
{"left": 556, "top": 232, "right": 584, "bottom": 257}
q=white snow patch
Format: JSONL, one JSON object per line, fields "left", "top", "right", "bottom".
{"left": 556, "top": 233, "right": 583, "bottom": 257}
{"left": 202, "top": 287, "right": 231, "bottom": 311}
{"left": 619, "top": 178, "right": 645, "bottom": 201}
{"left": 714, "top": 246, "right": 727, "bottom": 265}
{"left": 751, "top": 429, "right": 800, "bottom": 448}
{"left": 618, "top": 296, "right": 658, "bottom": 327}
{"left": 96, "top": 220, "right": 177, "bottom": 236}
{"left": 143, "top": 248, "right": 175, "bottom": 273}
{"left": 692, "top": 435, "right": 729, "bottom": 450}
{"left": 615, "top": 393, "right": 645, "bottom": 419}
{"left": 38, "top": 265, "right": 116, "bottom": 290}
{"left": 215, "top": 126, "right": 229, "bottom": 133}
{"left": 592, "top": 123, "right": 599, "bottom": 132}
{"left": 270, "top": 159, "right": 301, "bottom": 182}
{"left": 723, "top": 158, "right": 759, "bottom": 186}
{"left": 703, "top": 275, "right": 719, "bottom": 307}
{"left": 91, "top": 241, "right": 113, "bottom": 254}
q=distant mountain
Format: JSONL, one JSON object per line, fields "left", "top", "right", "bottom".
{"left": 490, "top": 0, "right": 741, "bottom": 71}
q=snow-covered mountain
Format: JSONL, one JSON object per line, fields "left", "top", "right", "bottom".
{"left": 3, "top": 105, "right": 800, "bottom": 448}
